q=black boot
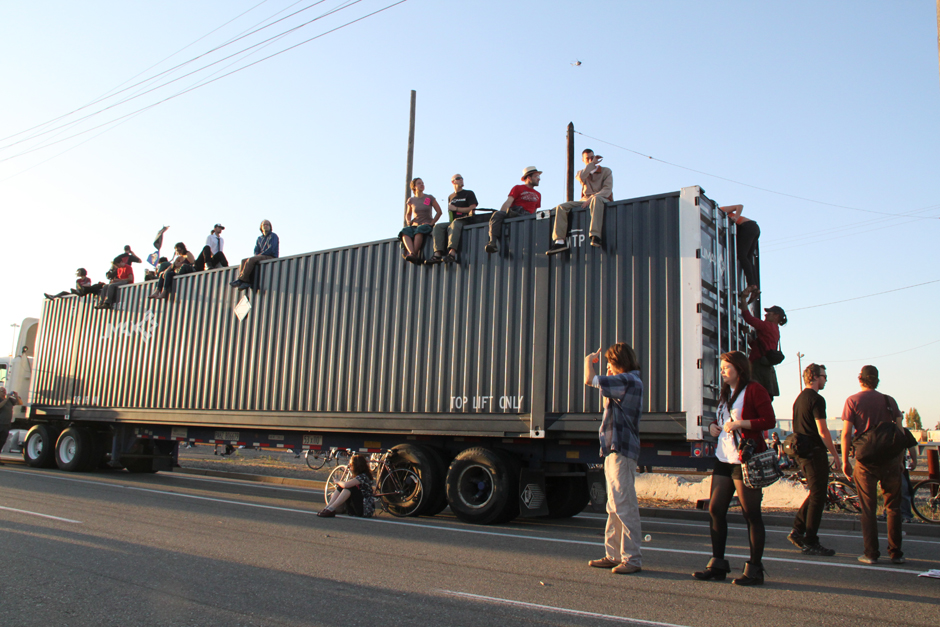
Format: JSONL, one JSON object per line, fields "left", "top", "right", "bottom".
{"left": 732, "top": 561, "right": 765, "bottom": 586}
{"left": 692, "top": 557, "right": 730, "bottom": 581}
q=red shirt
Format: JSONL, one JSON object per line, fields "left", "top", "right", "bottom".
{"left": 741, "top": 309, "right": 779, "bottom": 363}
{"left": 507, "top": 185, "right": 541, "bottom": 214}
{"left": 116, "top": 266, "right": 134, "bottom": 284}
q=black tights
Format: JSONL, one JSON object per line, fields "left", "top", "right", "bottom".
{"left": 708, "top": 473, "right": 765, "bottom": 563}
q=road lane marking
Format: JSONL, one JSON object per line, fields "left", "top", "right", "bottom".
{"left": 438, "top": 590, "right": 694, "bottom": 626}
{"left": 0, "top": 505, "right": 81, "bottom": 523}
{"left": 9, "top": 469, "right": 933, "bottom": 572}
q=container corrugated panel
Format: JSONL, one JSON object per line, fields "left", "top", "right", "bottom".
{"left": 30, "top": 190, "right": 712, "bottom": 437}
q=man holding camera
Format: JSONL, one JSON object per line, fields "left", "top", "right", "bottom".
{"left": 0, "top": 388, "right": 23, "bottom": 463}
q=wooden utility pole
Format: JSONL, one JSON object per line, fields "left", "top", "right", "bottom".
{"left": 797, "top": 352, "right": 805, "bottom": 390}
{"left": 937, "top": 0, "right": 939, "bottom": 88}
{"left": 404, "top": 90, "right": 416, "bottom": 225}
{"left": 565, "top": 122, "right": 575, "bottom": 202}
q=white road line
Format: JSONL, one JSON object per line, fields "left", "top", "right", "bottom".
{"left": 0, "top": 505, "right": 82, "bottom": 523}
{"left": 438, "top": 590, "right": 693, "bottom": 626}
{"left": 8, "top": 470, "right": 932, "bottom": 572}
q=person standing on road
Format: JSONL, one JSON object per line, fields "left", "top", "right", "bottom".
{"left": 841, "top": 365, "right": 906, "bottom": 565}
{"left": 584, "top": 343, "right": 644, "bottom": 575}
{"left": 693, "top": 351, "right": 775, "bottom": 586}
{"left": 0, "top": 388, "right": 23, "bottom": 464}
{"left": 788, "top": 364, "right": 841, "bottom": 556}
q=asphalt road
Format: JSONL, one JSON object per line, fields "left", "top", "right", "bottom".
{"left": 2, "top": 465, "right": 938, "bottom": 627}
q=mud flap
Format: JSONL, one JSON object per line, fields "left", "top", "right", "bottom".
{"left": 518, "top": 468, "right": 549, "bottom": 517}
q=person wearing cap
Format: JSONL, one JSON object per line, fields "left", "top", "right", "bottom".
{"left": 231, "top": 220, "right": 279, "bottom": 290}
{"left": 96, "top": 247, "right": 141, "bottom": 310}
{"left": 840, "top": 365, "right": 905, "bottom": 565}
{"left": 547, "top": 149, "right": 613, "bottom": 255}
{"left": 486, "top": 166, "right": 542, "bottom": 254}
{"left": 739, "top": 299, "right": 786, "bottom": 398}
{"left": 194, "top": 224, "right": 228, "bottom": 271}
{"left": 428, "top": 174, "right": 483, "bottom": 264}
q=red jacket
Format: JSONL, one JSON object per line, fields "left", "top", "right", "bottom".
{"left": 711, "top": 382, "right": 776, "bottom": 453}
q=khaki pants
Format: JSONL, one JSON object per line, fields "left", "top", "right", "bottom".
{"left": 238, "top": 255, "right": 273, "bottom": 282}
{"left": 551, "top": 196, "right": 606, "bottom": 242}
{"left": 603, "top": 452, "right": 643, "bottom": 566}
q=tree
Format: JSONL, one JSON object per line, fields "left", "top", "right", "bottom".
{"left": 905, "top": 407, "right": 923, "bottom": 430}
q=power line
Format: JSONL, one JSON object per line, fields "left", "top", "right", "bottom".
{"left": 575, "top": 131, "right": 940, "bottom": 222}
{"left": 789, "top": 278, "right": 940, "bottom": 311}
{"left": 821, "top": 338, "right": 940, "bottom": 363}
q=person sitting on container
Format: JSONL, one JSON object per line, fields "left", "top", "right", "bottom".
{"left": 45, "top": 267, "right": 94, "bottom": 300}
{"left": 400, "top": 178, "right": 442, "bottom": 264}
{"left": 231, "top": 220, "right": 279, "bottom": 290}
{"left": 547, "top": 149, "right": 613, "bottom": 255}
{"left": 719, "top": 204, "right": 761, "bottom": 301}
{"left": 318, "top": 454, "right": 375, "bottom": 518}
{"left": 427, "top": 174, "right": 482, "bottom": 264}
{"left": 149, "top": 242, "right": 195, "bottom": 300}
{"left": 486, "top": 166, "right": 541, "bottom": 254}
{"left": 194, "top": 223, "right": 228, "bottom": 271}
{"left": 96, "top": 248, "right": 141, "bottom": 310}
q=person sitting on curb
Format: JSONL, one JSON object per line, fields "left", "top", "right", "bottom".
{"left": 547, "top": 149, "right": 613, "bottom": 255}
{"left": 427, "top": 174, "right": 483, "bottom": 265}
{"left": 231, "top": 220, "right": 279, "bottom": 290}
{"left": 318, "top": 454, "right": 375, "bottom": 518}
{"left": 486, "top": 166, "right": 541, "bottom": 254}
{"left": 194, "top": 223, "right": 228, "bottom": 271}
{"left": 400, "top": 178, "right": 442, "bottom": 264}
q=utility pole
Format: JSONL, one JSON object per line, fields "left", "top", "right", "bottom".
{"left": 565, "top": 122, "right": 575, "bottom": 202}
{"left": 937, "top": 0, "right": 939, "bottom": 88}
{"left": 797, "top": 352, "right": 805, "bottom": 390}
{"left": 404, "top": 90, "right": 416, "bottom": 225}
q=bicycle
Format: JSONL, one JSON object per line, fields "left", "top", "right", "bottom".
{"left": 324, "top": 450, "right": 424, "bottom": 517}
{"left": 911, "top": 478, "right": 940, "bottom": 524}
{"left": 788, "top": 464, "right": 861, "bottom": 513}
{"left": 304, "top": 447, "right": 350, "bottom": 471}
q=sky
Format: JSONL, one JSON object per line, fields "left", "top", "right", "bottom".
{"left": 2, "top": 1, "right": 938, "bottom": 427}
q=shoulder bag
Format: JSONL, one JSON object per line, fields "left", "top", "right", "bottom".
{"left": 852, "top": 396, "right": 918, "bottom": 464}
{"left": 734, "top": 431, "right": 782, "bottom": 489}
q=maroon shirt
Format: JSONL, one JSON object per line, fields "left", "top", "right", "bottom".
{"left": 741, "top": 309, "right": 779, "bottom": 363}
{"left": 841, "top": 389, "right": 902, "bottom": 435}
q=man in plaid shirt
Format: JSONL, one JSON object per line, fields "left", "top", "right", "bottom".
{"left": 584, "top": 343, "right": 644, "bottom": 575}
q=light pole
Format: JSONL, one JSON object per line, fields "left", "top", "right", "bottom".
{"left": 797, "top": 352, "right": 805, "bottom": 390}
{"left": 10, "top": 323, "right": 20, "bottom": 356}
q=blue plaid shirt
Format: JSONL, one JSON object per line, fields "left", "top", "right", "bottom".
{"left": 593, "top": 370, "right": 643, "bottom": 461}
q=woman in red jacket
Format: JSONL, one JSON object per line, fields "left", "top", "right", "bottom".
{"left": 693, "top": 351, "right": 776, "bottom": 586}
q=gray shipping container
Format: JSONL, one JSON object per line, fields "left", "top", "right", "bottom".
{"left": 30, "top": 186, "right": 749, "bottom": 444}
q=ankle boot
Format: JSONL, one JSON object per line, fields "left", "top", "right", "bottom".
{"left": 692, "top": 557, "right": 730, "bottom": 581}
{"left": 732, "top": 561, "right": 765, "bottom": 586}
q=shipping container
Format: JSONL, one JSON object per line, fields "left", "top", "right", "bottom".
{"left": 22, "top": 185, "right": 753, "bottom": 523}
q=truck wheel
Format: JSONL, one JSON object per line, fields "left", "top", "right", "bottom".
{"left": 23, "top": 424, "right": 59, "bottom": 468}
{"left": 543, "top": 476, "right": 590, "bottom": 519}
{"left": 446, "top": 447, "right": 519, "bottom": 525}
{"left": 55, "top": 427, "right": 94, "bottom": 472}
{"left": 390, "top": 443, "right": 447, "bottom": 516}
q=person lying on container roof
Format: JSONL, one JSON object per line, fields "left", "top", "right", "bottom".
{"left": 486, "top": 166, "right": 541, "bottom": 254}
{"left": 230, "top": 220, "right": 279, "bottom": 291}
{"left": 400, "top": 177, "right": 442, "bottom": 264}
{"left": 95, "top": 247, "right": 141, "bottom": 310}
{"left": 44, "top": 267, "right": 95, "bottom": 300}
{"left": 149, "top": 242, "right": 195, "bottom": 300}
{"left": 547, "top": 148, "right": 613, "bottom": 255}
{"left": 427, "top": 174, "right": 486, "bottom": 265}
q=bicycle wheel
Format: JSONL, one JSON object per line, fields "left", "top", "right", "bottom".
{"left": 827, "top": 480, "right": 861, "bottom": 513}
{"left": 325, "top": 466, "right": 352, "bottom": 505}
{"left": 305, "top": 449, "right": 328, "bottom": 470}
{"left": 911, "top": 479, "right": 940, "bottom": 524}
{"left": 380, "top": 468, "right": 424, "bottom": 517}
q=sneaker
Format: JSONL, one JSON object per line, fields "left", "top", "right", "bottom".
{"left": 787, "top": 530, "right": 805, "bottom": 549}
{"left": 802, "top": 543, "right": 836, "bottom": 557}
{"left": 229, "top": 279, "right": 242, "bottom": 288}
{"left": 890, "top": 555, "right": 906, "bottom": 564}
{"left": 485, "top": 240, "right": 498, "bottom": 254}
{"left": 590, "top": 235, "right": 602, "bottom": 247}
{"left": 588, "top": 557, "right": 620, "bottom": 569}
{"left": 237, "top": 281, "right": 250, "bottom": 291}
{"left": 611, "top": 562, "right": 642, "bottom": 575}
{"left": 857, "top": 555, "right": 877, "bottom": 565}
{"left": 546, "top": 241, "right": 569, "bottom": 255}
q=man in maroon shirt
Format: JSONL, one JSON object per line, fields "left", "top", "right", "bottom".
{"left": 739, "top": 299, "right": 786, "bottom": 398}
{"left": 841, "top": 365, "right": 905, "bottom": 565}
{"left": 485, "top": 166, "right": 542, "bottom": 254}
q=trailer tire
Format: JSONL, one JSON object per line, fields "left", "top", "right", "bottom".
{"left": 543, "top": 476, "right": 590, "bottom": 519}
{"left": 55, "top": 427, "right": 95, "bottom": 472}
{"left": 23, "top": 424, "right": 59, "bottom": 468}
{"left": 390, "top": 443, "right": 447, "bottom": 516}
{"left": 446, "top": 447, "right": 520, "bottom": 525}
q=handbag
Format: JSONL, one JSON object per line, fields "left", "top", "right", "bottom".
{"left": 852, "top": 396, "right": 917, "bottom": 464}
{"left": 760, "top": 339, "right": 785, "bottom": 367}
{"left": 734, "top": 432, "right": 782, "bottom": 489}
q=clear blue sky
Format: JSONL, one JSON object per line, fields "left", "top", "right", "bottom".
{"left": 2, "top": 1, "right": 938, "bottom": 426}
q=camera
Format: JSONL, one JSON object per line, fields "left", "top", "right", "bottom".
{"left": 738, "top": 438, "right": 756, "bottom": 462}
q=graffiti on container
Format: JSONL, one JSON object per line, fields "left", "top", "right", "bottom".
{"left": 450, "top": 395, "right": 524, "bottom": 411}
{"left": 100, "top": 310, "right": 158, "bottom": 342}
